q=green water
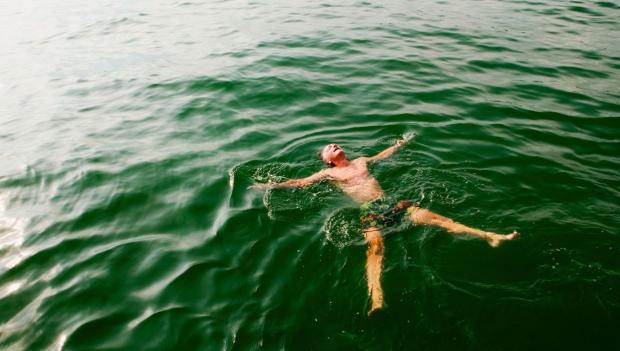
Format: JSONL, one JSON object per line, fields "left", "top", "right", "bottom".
{"left": 1, "top": 0, "right": 619, "bottom": 349}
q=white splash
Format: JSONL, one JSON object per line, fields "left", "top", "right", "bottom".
{"left": 402, "top": 130, "right": 416, "bottom": 143}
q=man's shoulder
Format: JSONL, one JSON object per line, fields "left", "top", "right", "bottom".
{"left": 319, "top": 167, "right": 336, "bottom": 177}
{"left": 352, "top": 156, "right": 369, "bottom": 164}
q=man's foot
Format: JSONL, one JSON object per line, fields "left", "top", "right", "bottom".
{"left": 367, "top": 288, "right": 384, "bottom": 316}
{"left": 368, "top": 302, "right": 384, "bottom": 316}
{"left": 487, "top": 230, "right": 519, "bottom": 248}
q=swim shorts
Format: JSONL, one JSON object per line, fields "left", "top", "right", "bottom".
{"left": 360, "top": 198, "right": 415, "bottom": 230}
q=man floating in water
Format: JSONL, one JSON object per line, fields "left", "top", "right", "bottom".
{"left": 252, "top": 136, "right": 519, "bottom": 314}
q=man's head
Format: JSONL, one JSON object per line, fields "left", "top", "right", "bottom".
{"left": 320, "top": 143, "right": 346, "bottom": 167}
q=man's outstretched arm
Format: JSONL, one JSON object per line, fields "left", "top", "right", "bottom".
{"left": 251, "top": 169, "right": 329, "bottom": 190}
{"left": 366, "top": 136, "right": 411, "bottom": 162}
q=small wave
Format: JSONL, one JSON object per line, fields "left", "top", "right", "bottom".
{"left": 323, "top": 207, "right": 364, "bottom": 249}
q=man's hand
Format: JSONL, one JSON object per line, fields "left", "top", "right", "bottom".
{"left": 396, "top": 132, "right": 414, "bottom": 147}
{"left": 249, "top": 183, "right": 274, "bottom": 190}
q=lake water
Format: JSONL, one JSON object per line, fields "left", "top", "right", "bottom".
{"left": 1, "top": 0, "right": 619, "bottom": 349}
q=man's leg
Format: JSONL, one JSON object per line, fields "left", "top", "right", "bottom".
{"left": 408, "top": 207, "right": 518, "bottom": 247}
{"left": 364, "top": 226, "right": 384, "bottom": 314}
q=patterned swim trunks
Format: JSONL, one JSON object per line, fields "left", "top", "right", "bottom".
{"left": 360, "top": 198, "right": 415, "bottom": 230}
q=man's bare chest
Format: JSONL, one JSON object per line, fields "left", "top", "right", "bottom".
{"left": 329, "top": 162, "right": 370, "bottom": 182}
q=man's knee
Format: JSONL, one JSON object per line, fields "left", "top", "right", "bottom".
{"left": 409, "top": 207, "right": 431, "bottom": 224}
{"left": 409, "top": 207, "right": 453, "bottom": 227}
{"left": 364, "top": 230, "right": 384, "bottom": 256}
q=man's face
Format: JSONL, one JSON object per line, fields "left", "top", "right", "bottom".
{"left": 322, "top": 144, "right": 345, "bottom": 164}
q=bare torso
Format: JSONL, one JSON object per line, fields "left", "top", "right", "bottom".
{"left": 324, "top": 157, "right": 384, "bottom": 204}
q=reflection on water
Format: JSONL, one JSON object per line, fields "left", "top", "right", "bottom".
{"left": 0, "top": 192, "right": 27, "bottom": 270}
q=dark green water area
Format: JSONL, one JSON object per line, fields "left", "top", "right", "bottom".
{"left": 1, "top": 0, "right": 619, "bottom": 350}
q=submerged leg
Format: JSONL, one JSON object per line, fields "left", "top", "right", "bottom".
{"left": 408, "top": 207, "right": 519, "bottom": 247}
{"left": 364, "top": 227, "right": 384, "bottom": 315}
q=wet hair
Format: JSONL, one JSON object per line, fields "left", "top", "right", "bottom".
{"left": 317, "top": 146, "right": 335, "bottom": 167}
